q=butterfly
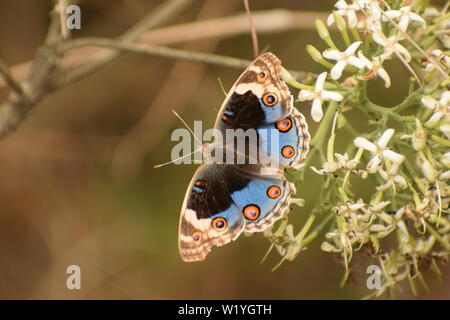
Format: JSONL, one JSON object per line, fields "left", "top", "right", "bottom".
{"left": 178, "top": 52, "right": 310, "bottom": 262}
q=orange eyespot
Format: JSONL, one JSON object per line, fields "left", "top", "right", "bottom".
{"left": 262, "top": 93, "right": 278, "bottom": 107}
{"left": 276, "top": 118, "right": 292, "bottom": 132}
{"left": 194, "top": 180, "right": 206, "bottom": 188}
{"left": 222, "top": 114, "right": 229, "bottom": 122}
{"left": 192, "top": 231, "right": 203, "bottom": 241}
{"left": 267, "top": 185, "right": 281, "bottom": 199}
{"left": 212, "top": 217, "right": 227, "bottom": 231}
{"left": 257, "top": 71, "right": 266, "bottom": 81}
{"left": 243, "top": 204, "right": 260, "bottom": 221}
{"left": 193, "top": 180, "right": 206, "bottom": 193}
{"left": 281, "top": 146, "right": 295, "bottom": 158}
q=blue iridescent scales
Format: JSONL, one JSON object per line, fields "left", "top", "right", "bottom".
{"left": 179, "top": 53, "right": 310, "bottom": 262}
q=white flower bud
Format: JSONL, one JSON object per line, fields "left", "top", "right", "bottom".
{"left": 417, "top": 157, "right": 437, "bottom": 182}
{"left": 412, "top": 121, "right": 426, "bottom": 150}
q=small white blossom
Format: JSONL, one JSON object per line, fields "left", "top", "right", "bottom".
{"left": 298, "top": 72, "right": 343, "bottom": 122}
{"left": 383, "top": 6, "right": 426, "bottom": 32}
{"left": 354, "top": 129, "right": 405, "bottom": 173}
{"left": 356, "top": 2, "right": 382, "bottom": 33}
{"left": 423, "top": 49, "right": 450, "bottom": 72}
{"left": 327, "top": 0, "right": 362, "bottom": 28}
{"left": 376, "top": 162, "right": 407, "bottom": 192}
{"left": 323, "top": 41, "right": 365, "bottom": 80}
{"left": 372, "top": 30, "right": 411, "bottom": 62}
{"left": 274, "top": 224, "right": 295, "bottom": 256}
{"left": 311, "top": 161, "right": 338, "bottom": 175}
{"left": 335, "top": 152, "right": 360, "bottom": 170}
{"left": 358, "top": 52, "right": 391, "bottom": 88}
{"left": 311, "top": 152, "right": 361, "bottom": 175}
{"left": 422, "top": 92, "right": 450, "bottom": 127}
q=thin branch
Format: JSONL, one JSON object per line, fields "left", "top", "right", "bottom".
{"left": 57, "top": 39, "right": 313, "bottom": 83}
{"left": 0, "top": 0, "right": 195, "bottom": 139}
{"left": 1, "top": 9, "right": 328, "bottom": 90}
{"left": 381, "top": 10, "right": 448, "bottom": 79}
{"left": 0, "top": 3, "right": 318, "bottom": 140}
{"left": 0, "top": 1, "right": 62, "bottom": 137}
{"left": 47, "top": 0, "right": 196, "bottom": 90}
{"left": 243, "top": 0, "right": 259, "bottom": 58}
{"left": 0, "top": 59, "right": 28, "bottom": 100}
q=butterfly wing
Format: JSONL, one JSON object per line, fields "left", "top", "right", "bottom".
{"left": 179, "top": 165, "right": 245, "bottom": 262}
{"left": 257, "top": 107, "right": 310, "bottom": 170}
{"left": 179, "top": 165, "right": 295, "bottom": 262}
{"left": 214, "top": 52, "right": 293, "bottom": 131}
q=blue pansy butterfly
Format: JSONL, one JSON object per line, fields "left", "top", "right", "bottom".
{"left": 179, "top": 53, "right": 310, "bottom": 262}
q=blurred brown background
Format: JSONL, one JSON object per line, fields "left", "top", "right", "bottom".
{"left": 0, "top": 0, "right": 448, "bottom": 299}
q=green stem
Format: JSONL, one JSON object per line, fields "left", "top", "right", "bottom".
{"left": 302, "top": 212, "right": 334, "bottom": 246}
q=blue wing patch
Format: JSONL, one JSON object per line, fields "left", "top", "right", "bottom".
{"left": 257, "top": 108, "right": 310, "bottom": 170}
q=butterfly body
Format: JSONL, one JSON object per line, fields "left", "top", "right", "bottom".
{"left": 178, "top": 53, "right": 310, "bottom": 262}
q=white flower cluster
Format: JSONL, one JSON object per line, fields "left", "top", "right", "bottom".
{"left": 267, "top": 1, "right": 449, "bottom": 298}
{"left": 321, "top": 200, "right": 396, "bottom": 256}
{"left": 300, "top": 1, "right": 436, "bottom": 123}
{"left": 292, "top": 0, "right": 450, "bottom": 298}
{"left": 354, "top": 129, "right": 407, "bottom": 192}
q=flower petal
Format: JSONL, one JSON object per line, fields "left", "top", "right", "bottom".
{"left": 377, "top": 67, "right": 391, "bottom": 88}
{"left": 439, "top": 91, "right": 450, "bottom": 106}
{"left": 425, "top": 112, "right": 443, "bottom": 127}
{"left": 330, "top": 60, "right": 347, "bottom": 80}
{"left": 354, "top": 137, "right": 377, "bottom": 153}
{"left": 323, "top": 49, "right": 342, "bottom": 61}
{"left": 320, "top": 91, "right": 344, "bottom": 101}
{"left": 409, "top": 12, "right": 426, "bottom": 25}
{"left": 311, "top": 98, "right": 324, "bottom": 122}
{"left": 345, "top": 41, "right": 362, "bottom": 55}
{"left": 398, "top": 15, "right": 410, "bottom": 31}
{"left": 383, "top": 10, "right": 401, "bottom": 20}
{"left": 357, "top": 51, "right": 372, "bottom": 68}
{"left": 372, "top": 30, "right": 387, "bottom": 46}
{"left": 347, "top": 10, "right": 358, "bottom": 28}
{"left": 315, "top": 72, "right": 328, "bottom": 91}
{"left": 394, "top": 43, "right": 411, "bottom": 62}
{"left": 421, "top": 96, "right": 437, "bottom": 109}
{"left": 394, "top": 175, "right": 407, "bottom": 189}
{"left": 382, "top": 149, "right": 405, "bottom": 163}
{"left": 348, "top": 56, "right": 365, "bottom": 69}
{"left": 377, "top": 128, "right": 395, "bottom": 148}
{"left": 321, "top": 90, "right": 343, "bottom": 102}
{"left": 298, "top": 90, "right": 316, "bottom": 101}
{"left": 335, "top": 0, "right": 348, "bottom": 10}
{"left": 369, "top": 3, "right": 382, "bottom": 20}
{"left": 367, "top": 155, "right": 381, "bottom": 173}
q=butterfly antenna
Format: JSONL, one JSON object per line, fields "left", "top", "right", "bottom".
{"left": 171, "top": 109, "right": 203, "bottom": 146}
{"left": 217, "top": 77, "right": 228, "bottom": 96}
{"left": 154, "top": 150, "right": 200, "bottom": 168}
{"left": 243, "top": 0, "right": 259, "bottom": 58}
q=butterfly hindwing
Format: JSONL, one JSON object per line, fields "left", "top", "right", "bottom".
{"left": 227, "top": 170, "right": 295, "bottom": 232}
{"left": 257, "top": 107, "right": 310, "bottom": 170}
{"left": 179, "top": 165, "right": 295, "bottom": 262}
{"left": 179, "top": 165, "right": 246, "bottom": 262}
